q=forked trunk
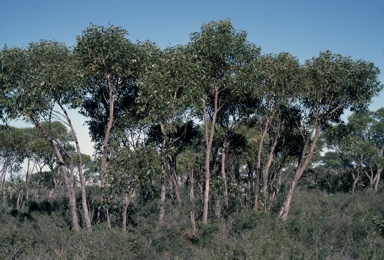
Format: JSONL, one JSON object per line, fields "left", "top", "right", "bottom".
{"left": 60, "top": 104, "right": 92, "bottom": 230}
{"left": 33, "top": 115, "right": 80, "bottom": 231}
{"left": 279, "top": 123, "right": 321, "bottom": 221}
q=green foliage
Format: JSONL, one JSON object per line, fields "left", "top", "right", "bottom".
{"left": 74, "top": 24, "right": 140, "bottom": 146}
{"left": 0, "top": 188, "right": 384, "bottom": 259}
{"left": 1, "top": 20, "right": 384, "bottom": 252}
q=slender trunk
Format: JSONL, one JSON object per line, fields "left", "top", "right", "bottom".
{"left": 169, "top": 154, "right": 181, "bottom": 205}
{"left": 23, "top": 157, "right": 35, "bottom": 208}
{"left": 68, "top": 157, "right": 81, "bottom": 231}
{"left": 172, "top": 170, "right": 181, "bottom": 205}
{"left": 189, "top": 168, "right": 197, "bottom": 233}
{"left": 203, "top": 86, "right": 219, "bottom": 224}
{"left": 0, "top": 157, "right": 8, "bottom": 190}
{"left": 60, "top": 104, "right": 92, "bottom": 230}
{"left": 352, "top": 161, "right": 363, "bottom": 193}
{"left": 279, "top": 123, "right": 321, "bottom": 221}
{"left": 122, "top": 192, "right": 132, "bottom": 232}
{"left": 374, "top": 168, "right": 382, "bottom": 191}
{"left": 256, "top": 120, "right": 269, "bottom": 208}
{"left": 246, "top": 161, "right": 253, "bottom": 207}
{"left": 215, "top": 197, "right": 221, "bottom": 219}
{"left": 352, "top": 174, "right": 360, "bottom": 193}
{"left": 159, "top": 161, "right": 167, "bottom": 223}
{"left": 100, "top": 76, "right": 115, "bottom": 186}
{"left": 365, "top": 168, "right": 374, "bottom": 190}
{"left": 32, "top": 115, "right": 80, "bottom": 231}
{"left": 253, "top": 166, "right": 260, "bottom": 209}
{"left": 261, "top": 133, "right": 279, "bottom": 209}
{"left": 221, "top": 139, "right": 229, "bottom": 209}
{"left": 256, "top": 112, "right": 276, "bottom": 209}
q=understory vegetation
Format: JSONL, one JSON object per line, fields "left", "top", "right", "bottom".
{"left": 1, "top": 187, "right": 384, "bottom": 259}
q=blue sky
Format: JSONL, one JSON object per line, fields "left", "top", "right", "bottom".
{"left": 1, "top": 0, "right": 383, "bottom": 155}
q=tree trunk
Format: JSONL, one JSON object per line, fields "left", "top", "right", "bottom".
{"left": 0, "top": 157, "right": 8, "bottom": 190}
{"left": 159, "top": 161, "right": 167, "bottom": 223}
{"left": 203, "top": 86, "right": 219, "bottom": 224}
{"left": 60, "top": 104, "right": 92, "bottom": 230}
{"left": 253, "top": 166, "right": 260, "bottom": 209}
{"left": 261, "top": 133, "right": 279, "bottom": 209}
{"left": 374, "top": 166, "right": 382, "bottom": 191}
{"left": 32, "top": 115, "right": 80, "bottom": 231}
{"left": 221, "top": 139, "right": 229, "bottom": 209}
{"left": 279, "top": 123, "right": 321, "bottom": 221}
{"left": 122, "top": 193, "right": 131, "bottom": 232}
{"left": 23, "top": 157, "right": 35, "bottom": 208}
{"left": 171, "top": 158, "right": 181, "bottom": 205}
{"left": 189, "top": 168, "right": 197, "bottom": 234}
{"left": 352, "top": 174, "right": 360, "bottom": 193}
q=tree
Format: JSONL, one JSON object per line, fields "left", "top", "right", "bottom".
{"left": 74, "top": 24, "right": 140, "bottom": 188}
{"left": 325, "top": 108, "right": 384, "bottom": 192}
{"left": 0, "top": 41, "right": 92, "bottom": 231}
{"left": 188, "top": 20, "right": 260, "bottom": 223}
{"left": 279, "top": 51, "right": 383, "bottom": 220}
{"left": 137, "top": 44, "right": 201, "bottom": 222}
{"left": 244, "top": 52, "right": 302, "bottom": 209}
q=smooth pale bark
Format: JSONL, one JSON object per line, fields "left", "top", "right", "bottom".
{"left": 122, "top": 194, "right": 130, "bottom": 232}
{"left": 159, "top": 125, "right": 168, "bottom": 223}
{"left": 261, "top": 132, "right": 279, "bottom": 209}
{"left": 159, "top": 161, "right": 167, "bottom": 223}
{"left": 279, "top": 123, "right": 321, "bottom": 221}
{"left": 221, "top": 139, "right": 229, "bottom": 209}
{"left": 0, "top": 157, "right": 8, "bottom": 190}
{"left": 60, "top": 104, "right": 92, "bottom": 230}
{"left": 374, "top": 147, "right": 383, "bottom": 191}
{"left": 254, "top": 166, "right": 260, "bottom": 209}
{"left": 189, "top": 168, "right": 197, "bottom": 233}
{"left": 203, "top": 86, "right": 219, "bottom": 224}
{"left": 23, "top": 157, "right": 36, "bottom": 208}
{"left": 100, "top": 75, "right": 115, "bottom": 187}
{"left": 255, "top": 116, "right": 271, "bottom": 209}
{"left": 33, "top": 115, "right": 80, "bottom": 231}
{"left": 122, "top": 189, "right": 134, "bottom": 232}
{"left": 374, "top": 167, "right": 382, "bottom": 191}
{"left": 172, "top": 167, "right": 182, "bottom": 205}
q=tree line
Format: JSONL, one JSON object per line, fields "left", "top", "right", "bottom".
{"left": 0, "top": 20, "right": 382, "bottom": 232}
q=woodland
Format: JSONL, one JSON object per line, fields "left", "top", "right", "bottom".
{"left": 1, "top": 20, "right": 384, "bottom": 259}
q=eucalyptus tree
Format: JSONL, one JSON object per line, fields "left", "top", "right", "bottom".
{"left": 74, "top": 24, "right": 141, "bottom": 189}
{"left": 0, "top": 125, "right": 26, "bottom": 191}
{"left": 188, "top": 20, "right": 260, "bottom": 223}
{"left": 244, "top": 52, "right": 302, "bottom": 209}
{"left": 327, "top": 108, "right": 384, "bottom": 192}
{"left": 0, "top": 41, "right": 91, "bottom": 231}
{"left": 279, "top": 51, "right": 383, "bottom": 220}
{"left": 369, "top": 108, "right": 384, "bottom": 190}
{"left": 137, "top": 43, "right": 201, "bottom": 222}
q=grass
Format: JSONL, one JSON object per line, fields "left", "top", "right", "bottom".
{"left": 1, "top": 188, "right": 384, "bottom": 259}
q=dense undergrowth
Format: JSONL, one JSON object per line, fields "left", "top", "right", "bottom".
{"left": 1, "top": 188, "right": 384, "bottom": 259}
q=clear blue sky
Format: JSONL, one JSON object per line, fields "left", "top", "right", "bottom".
{"left": 1, "top": 0, "right": 383, "bottom": 154}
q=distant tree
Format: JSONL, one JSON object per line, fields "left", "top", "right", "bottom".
{"left": 325, "top": 108, "right": 384, "bottom": 192}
